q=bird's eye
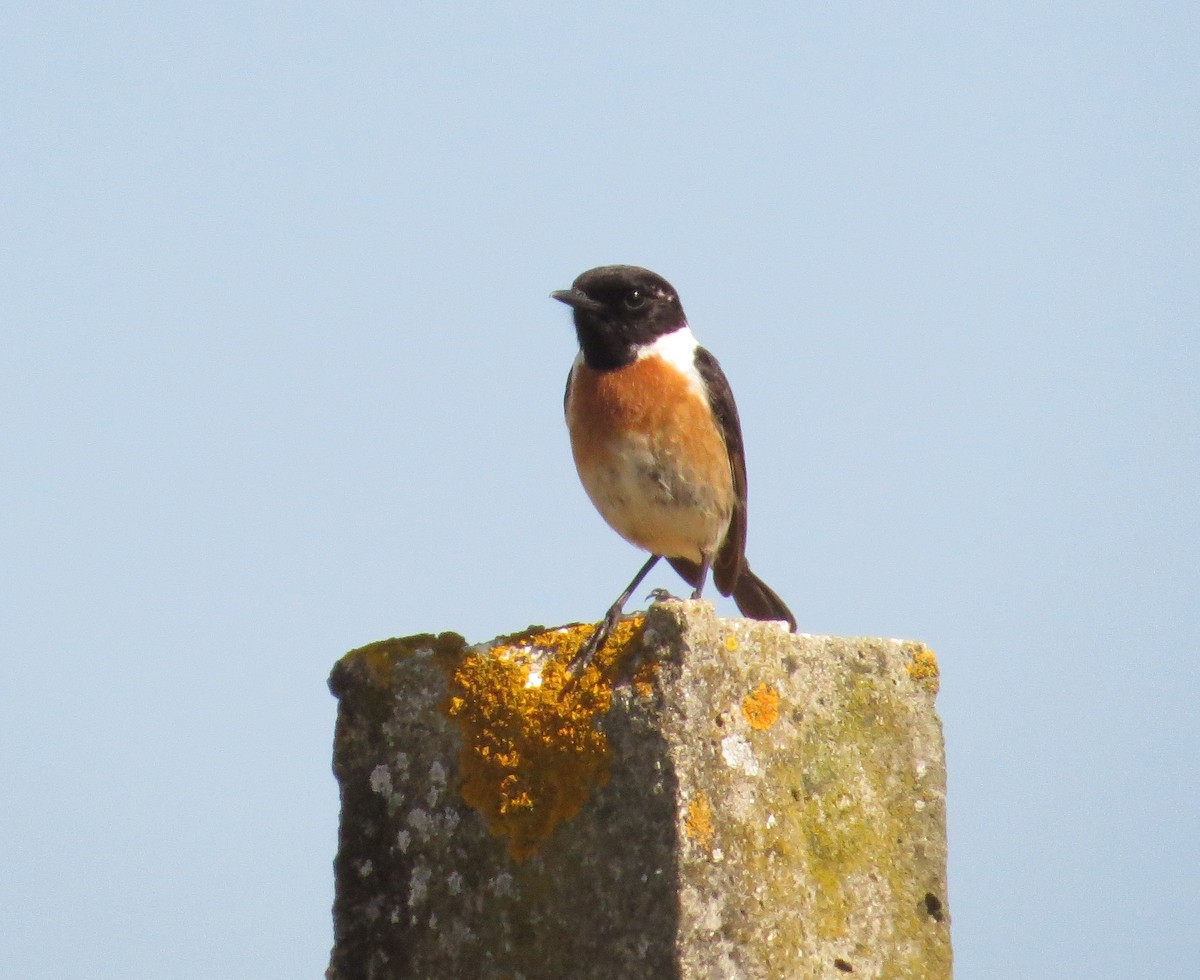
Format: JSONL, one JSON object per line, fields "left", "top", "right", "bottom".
{"left": 624, "top": 290, "right": 647, "bottom": 311}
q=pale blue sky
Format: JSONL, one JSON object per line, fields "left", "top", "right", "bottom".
{"left": 2, "top": 4, "right": 1197, "bottom": 978}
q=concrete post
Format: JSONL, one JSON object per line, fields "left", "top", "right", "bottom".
{"left": 327, "top": 600, "right": 950, "bottom": 979}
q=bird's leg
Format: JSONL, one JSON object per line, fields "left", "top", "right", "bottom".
{"left": 690, "top": 552, "right": 714, "bottom": 600}
{"left": 569, "top": 554, "right": 662, "bottom": 674}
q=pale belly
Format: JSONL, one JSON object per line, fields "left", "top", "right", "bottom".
{"left": 575, "top": 432, "right": 732, "bottom": 563}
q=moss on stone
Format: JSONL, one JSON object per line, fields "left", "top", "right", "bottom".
{"left": 327, "top": 605, "right": 951, "bottom": 979}
{"left": 333, "top": 631, "right": 469, "bottom": 689}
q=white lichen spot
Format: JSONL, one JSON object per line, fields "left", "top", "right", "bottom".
{"left": 438, "top": 919, "right": 478, "bottom": 953}
{"left": 525, "top": 661, "right": 544, "bottom": 689}
{"left": 408, "top": 861, "right": 431, "bottom": 907}
{"left": 447, "top": 871, "right": 463, "bottom": 895}
{"left": 442, "top": 808, "right": 460, "bottom": 833}
{"left": 407, "top": 808, "right": 433, "bottom": 838}
{"left": 712, "top": 848, "right": 725, "bottom": 862}
{"left": 914, "top": 798, "right": 926, "bottom": 811}
{"left": 429, "top": 760, "right": 446, "bottom": 785}
{"left": 715, "top": 950, "right": 740, "bottom": 979}
{"left": 915, "top": 760, "right": 928, "bottom": 779}
{"left": 396, "top": 830, "right": 411, "bottom": 853}
{"left": 357, "top": 859, "right": 373, "bottom": 877}
{"left": 394, "top": 751, "right": 410, "bottom": 777}
{"left": 683, "top": 884, "right": 723, "bottom": 933}
{"left": 720, "top": 733, "right": 761, "bottom": 777}
{"left": 766, "top": 813, "right": 777, "bottom": 829}
{"left": 491, "top": 872, "right": 517, "bottom": 898}
{"left": 369, "top": 764, "right": 392, "bottom": 796}
{"left": 725, "top": 783, "right": 757, "bottom": 823}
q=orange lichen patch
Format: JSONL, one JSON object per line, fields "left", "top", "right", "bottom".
{"left": 627, "top": 658, "right": 654, "bottom": 699}
{"left": 441, "top": 617, "right": 647, "bottom": 860}
{"left": 684, "top": 793, "right": 715, "bottom": 845}
{"left": 905, "top": 645, "right": 940, "bottom": 691}
{"left": 742, "top": 682, "right": 781, "bottom": 730}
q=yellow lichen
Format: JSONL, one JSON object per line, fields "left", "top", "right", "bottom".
{"left": 905, "top": 645, "right": 940, "bottom": 690}
{"left": 440, "top": 617, "right": 647, "bottom": 860}
{"left": 684, "top": 793, "right": 714, "bottom": 845}
{"left": 724, "top": 634, "right": 739, "bottom": 652}
{"left": 742, "top": 682, "right": 781, "bottom": 730}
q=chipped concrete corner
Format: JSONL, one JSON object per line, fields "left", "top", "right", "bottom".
{"left": 327, "top": 603, "right": 951, "bottom": 980}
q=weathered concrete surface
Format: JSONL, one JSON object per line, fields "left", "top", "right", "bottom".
{"left": 327, "top": 601, "right": 951, "bottom": 980}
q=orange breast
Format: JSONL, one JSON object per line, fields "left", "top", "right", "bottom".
{"left": 567, "top": 355, "right": 729, "bottom": 481}
{"left": 566, "top": 354, "right": 735, "bottom": 560}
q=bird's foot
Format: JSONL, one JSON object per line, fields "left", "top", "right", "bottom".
{"left": 646, "top": 588, "right": 678, "bottom": 604}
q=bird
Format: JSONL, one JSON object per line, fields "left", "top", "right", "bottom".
{"left": 552, "top": 264, "right": 796, "bottom": 667}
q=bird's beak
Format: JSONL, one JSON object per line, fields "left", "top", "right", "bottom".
{"left": 551, "top": 287, "right": 602, "bottom": 313}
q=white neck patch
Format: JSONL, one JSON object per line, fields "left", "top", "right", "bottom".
{"left": 638, "top": 325, "right": 707, "bottom": 401}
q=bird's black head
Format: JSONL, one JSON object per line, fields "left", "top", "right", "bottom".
{"left": 551, "top": 265, "right": 687, "bottom": 371}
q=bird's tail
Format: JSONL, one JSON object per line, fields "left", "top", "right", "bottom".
{"left": 731, "top": 564, "right": 797, "bottom": 632}
{"left": 667, "top": 557, "right": 796, "bottom": 632}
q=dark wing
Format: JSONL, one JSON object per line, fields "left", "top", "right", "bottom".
{"left": 670, "top": 347, "right": 796, "bottom": 630}
{"left": 564, "top": 359, "right": 579, "bottom": 417}
{"left": 694, "top": 346, "right": 747, "bottom": 595}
